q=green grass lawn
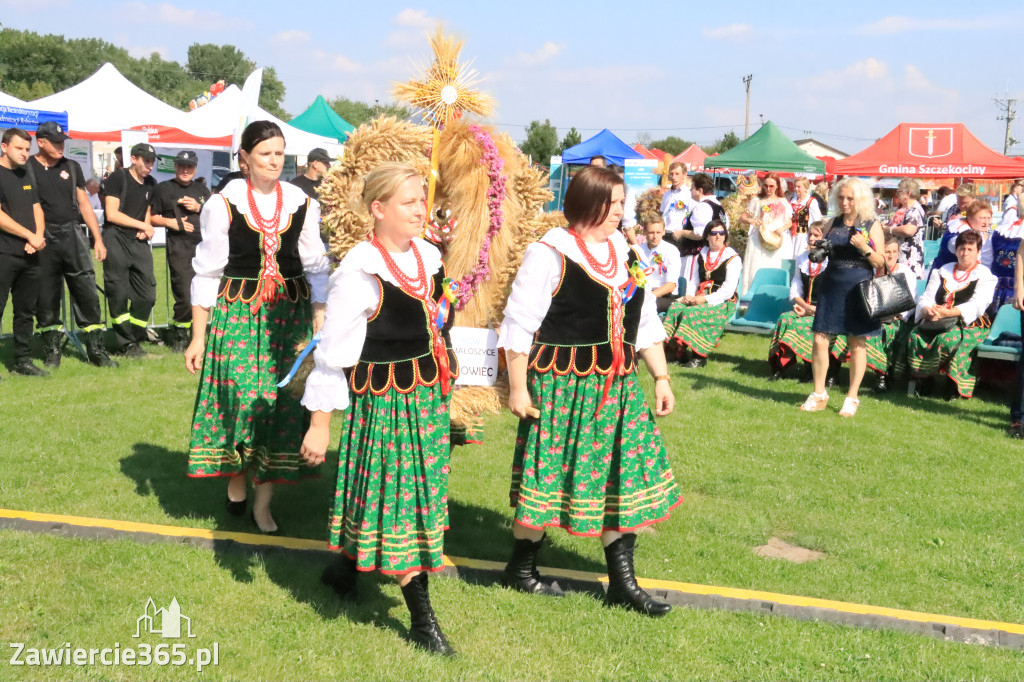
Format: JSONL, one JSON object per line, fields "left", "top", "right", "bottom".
{"left": 1, "top": 332, "right": 1023, "bottom": 680}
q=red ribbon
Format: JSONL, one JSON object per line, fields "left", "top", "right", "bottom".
{"left": 424, "top": 299, "right": 452, "bottom": 396}
{"left": 596, "top": 289, "right": 627, "bottom": 415}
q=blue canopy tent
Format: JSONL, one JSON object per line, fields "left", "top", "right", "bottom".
{"left": 560, "top": 129, "right": 643, "bottom": 167}
{"left": 0, "top": 103, "right": 69, "bottom": 133}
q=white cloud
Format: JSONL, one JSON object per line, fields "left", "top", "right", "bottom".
{"left": 271, "top": 30, "right": 312, "bottom": 45}
{"left": 856, "top": 15, "right": 996, "bottom": 35}
{"left": 126, "top": 44, "right": 169, "bottom": 59}
{"left": 701, "top": 23, "right": 753, "bottom": 41}
{"left": 394, "top": 8, "right": 436, "bottom": 28}
{"left": 507, "top": 41, "right": 564, "bottom": 68}
{"left": 118, "top": 2, "right": 249, "bottom": 32}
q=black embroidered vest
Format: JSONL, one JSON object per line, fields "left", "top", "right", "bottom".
{"left": 349, "top": 266, "right": 459, "bottom": 394}
{"left": 218, "top": 197, "right": 310, "bottom": 302}
{"left": 799, "top": 270, "right": 823, "bottom": 305}
{"left": 935, "top": 276, "right": 978, "bottom": 308}
{"left": 697, "top": 252, "right": 737, "bottom": 297}
{"left": 530, "top": 245, "right": 644, "bottom": 375}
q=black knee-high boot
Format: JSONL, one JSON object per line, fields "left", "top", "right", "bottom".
{"left": 604, "top": 534, "right": 671, "bottom": 617}
{"left": 400, "top": 573, "right": 454, "bottom": 656}
{"left": 501, "top": 535, "right": 563, "bottom": 596}
{"left": 321, "top": 553, "right": 359, "bottom": 602}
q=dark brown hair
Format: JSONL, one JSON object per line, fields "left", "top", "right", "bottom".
{"left": 1, "top": 128, "right": 30, "bottom": 145}
{"left": 563, "top": 166, "right": 624, "bottom": 228}
{"left": 691, "top": 172, "right": 714, "bottom": 195}
{"left": 955, "top": 229, "right": 983, "bottom": 250}
{"left": 705, "top": 219, "right": 728, "bottom": 244}
{"left": 964, "top": 200, "right": 992, "bottom": 221}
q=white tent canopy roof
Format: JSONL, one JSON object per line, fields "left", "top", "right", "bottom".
{"left": 0, "top": 91, "right": 29, "bottom": 107}
{"left": 30, "top": 62, "right": 191, "bottom": 133}
{"left": 185, "top": 84, "right": 342, "bottom": 156}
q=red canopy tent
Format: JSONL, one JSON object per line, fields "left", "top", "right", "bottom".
{"left": 632, "top": 144, "right": 660, "bottom": 160}
{"left": 831, "top": 123, "right": 1024, "bottom": 178}
{"left": 673, "top": 143, "right": 707, "bottom": 169}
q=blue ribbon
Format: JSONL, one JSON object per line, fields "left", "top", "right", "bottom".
{"left": 276, "top": 333, "right": 320, "bottom": 388}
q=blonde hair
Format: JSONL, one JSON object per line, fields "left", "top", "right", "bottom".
{"left": 830, "top": 177, "right": 877, "bottom": 223}
{"left": 897, "top": 178, "right": 920, "bottom": 199}
{"left": 796, "top": 177, "right": 812, "bottom": 191}
{"left": 955, "top": 183, "right": 976, "bottom": 199}
{"left": 361, "top": 162, "right": 424, "bottom": 213}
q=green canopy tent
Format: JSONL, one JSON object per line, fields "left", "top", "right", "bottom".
{"left": 704, "top": 121, "right": 825, "bottom": 174}
{"left": 288, "top": 95, "right": 355, "bottom": 142}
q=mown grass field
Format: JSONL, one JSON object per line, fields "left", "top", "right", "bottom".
{"left": 1, "top": 329, "right": 1023, "bottom": 680}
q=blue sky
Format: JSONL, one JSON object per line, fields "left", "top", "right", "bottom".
{"left": 4, "top": 0, "right": 1023, "bottom": 154}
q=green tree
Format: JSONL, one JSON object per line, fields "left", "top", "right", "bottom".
{"left": 519, "top": 119, "right": 559, "bottom": 164}
{"left": 186, "top": 43, "right": 289, "bottom": 119}
{"left": 559, "top": 126, "right": 582, "bottom": 153}
{"left": 326, "top": 96, "right": 410, "bottom": 128}
{"left": 648, "top": 135, "right": 694, "bottom": 156}
{"left": 707, "top": 131, "right": 741, "bottom": 155}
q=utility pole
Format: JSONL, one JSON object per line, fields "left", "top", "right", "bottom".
{"left": 743, "top": 75, "right": 753, "bottom": 139}
{"left": 994, "top": 97, "right": 1018, "bottom": 154}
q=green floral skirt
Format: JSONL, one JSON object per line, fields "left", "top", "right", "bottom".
{"left": 663, "top": 298, "right": 738, "bottom": 358}
{"left": 510, "top": 368, "right": 681, "bottom": 537}
{"left": 330, "top": 382, "right": 451, "bottom": 574}
{"left": 188, "top": 292, "right": 315, "bottom": 483}
{"left": 830, "top": 320, "right": 907, "bottom": 375}
{"left": 768, "top": 311, "right": 814, "bottom": 371}
{"left": 905, "top": 322, "right": 991, "bottom": 398}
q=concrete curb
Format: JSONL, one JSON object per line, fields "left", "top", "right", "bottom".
{"left": 2, "top": 508, "right": 1020, "bottom": 650}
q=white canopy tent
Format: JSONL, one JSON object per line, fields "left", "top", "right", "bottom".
{"left": 185, "top": 84, "right": 342, "bottom": 157}
{"left": 0, "top": 91, "right": 29, "bottom": 107}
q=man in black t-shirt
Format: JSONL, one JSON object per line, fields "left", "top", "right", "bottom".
{"left": 290, "top": 147, "right": 332, "bottom": 200}
{"left": 150, "top": 150, "right": 211, "bottom": 351}
{"left": 103, "top": 142, "right": 157, "bottom": 357}
{"left": 29, "top": 121, "right": 116, "bottom": 369}
{"left": 0, "top": 128, "right": 48, "bottom": 376}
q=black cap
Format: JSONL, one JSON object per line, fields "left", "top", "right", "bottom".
{"left": 306, "top": 148, "right": 332, "bottom": 165}
{"left": 175, "top": 150, "right": 198, "bottom": 166}
{"left": 130, "top": 143, "right": 156, "bottom": 162}
{"left": 36, "top": 121, "right": 70, "bottom": 142}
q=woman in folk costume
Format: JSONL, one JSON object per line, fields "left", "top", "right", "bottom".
{"left": 831, "top": 237, "right": 917, "bottom": 392}
{"left": 768, "top": 221, "right": 828, "bottom": 380}
{"left": 299, "top": 164, "right": 459, "bottom": 656}
{"left": 987, "top": 199, "right": 1024, "bottom": 312}
{"left": 739, "top": 172, "right": 793, "bottom": 293}
{"left": 497, "top": 166, "right": 680, "bottom": 617}
{"left": 904, "top": 229, "right": 996, "bottom": 399}
{"left": 789, "top": 177, "right": 823, "bottom": 259}
{"left": 184, "top": 121, "right": 330, "bottom": 534}
{"left": 662, "top": 219, "right": 742, "bottom": 368}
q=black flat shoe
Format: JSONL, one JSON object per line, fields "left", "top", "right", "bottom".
{"left": 250, "top": 510, "right": 280, "bottom": 535}
{"left": 10, "top": 360, "right": 48, "bottom": 377}
{"left": 1008, "top": 423, "right": 1024, "bottom": 439}
{"left": 769, "top": 371, "right": 783, "bottom": 382}
{"left": 226, "top": 497, "right": 247, "bottom": 516}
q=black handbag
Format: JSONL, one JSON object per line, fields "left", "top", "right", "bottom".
{"left": 857, "top": 267, "right": 916, "bottom": 320}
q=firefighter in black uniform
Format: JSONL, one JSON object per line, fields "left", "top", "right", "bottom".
{"left": 150, "top": 150, "right": 210, "bottom": 351}
{"left": 0, "top": 127, "right": 47, "bottom": 376}
{"left": 29, "top": 121, "right": 116, "bottom": 368}
{"left": 102, "top": 142, "right": 157, "bottom": 358}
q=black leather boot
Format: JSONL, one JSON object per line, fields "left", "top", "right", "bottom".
{"left": 86, "top": 332, "right": 118, "bottom": 368}
{"left": 501, "top": 536, "right": 563, "bottom": 596}
{"left": 42, "top": 330, "right": 62, "bottom": 368}
{"left": 604, "top": 534, "right": 671, "bottom": 617}
{"left": 400, "top": 573, "right": 454, "bottom": 656}
{"left": 320, "top": 553, "right": 358, "bottom": 602}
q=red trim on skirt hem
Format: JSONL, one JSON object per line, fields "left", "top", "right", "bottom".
{"left": 323, "top": 547, "right": 447, "bottom": 575}
{"left": 510, "top": 497, "right": 683, "bottom": 538}
{"left": 186, "top": 471, "right": 319, "bottom": 484}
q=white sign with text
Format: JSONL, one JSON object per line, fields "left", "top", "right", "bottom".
{"left": 450, "top": 327, "right": 499, "bottom": 387}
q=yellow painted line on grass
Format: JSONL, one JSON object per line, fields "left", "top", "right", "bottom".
{"left": 1, "top": 507, "right": 1018, "bottom": 635}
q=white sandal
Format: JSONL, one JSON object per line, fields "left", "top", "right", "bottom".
{"left": 800, "top": 391, "right": 829, "bottom": 412}
{"left": 839, "top": 396, "right": 860, "bottom": 417}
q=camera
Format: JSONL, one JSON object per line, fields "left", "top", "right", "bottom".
{"left": 807, "top": 239, "right": 832, "bottom": 264}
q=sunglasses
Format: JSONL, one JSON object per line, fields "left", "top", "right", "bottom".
{"left": 708, "top": 230, "right": 727, "bottom": 236}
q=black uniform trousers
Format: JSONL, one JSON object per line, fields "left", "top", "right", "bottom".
{"left": 36, "top": 222, "right": 104, "bottom": 333}
{"left": 0, "top": 252, "right": 41, "bottom": 362}
{"left": 165, "top": 234, "right": 199, "bottom": 326}
{"left": 103, "top": 227, "right": 156, "bottom": 349}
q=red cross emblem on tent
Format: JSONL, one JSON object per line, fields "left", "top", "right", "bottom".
{"left": 908, "top": 127, "right": 953, "bottom": 159}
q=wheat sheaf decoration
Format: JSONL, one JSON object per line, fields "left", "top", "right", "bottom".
{"left": 392, "top": 27, "right": 494, "bottom": 126}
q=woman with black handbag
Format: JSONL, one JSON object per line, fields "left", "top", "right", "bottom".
{"left": 800, "top": 178, "right": 885, "bottom": 418}
{"left": 904, "top": 230, "right": 996, "bottom": 399}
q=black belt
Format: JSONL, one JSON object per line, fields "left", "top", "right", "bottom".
{"left": 830, "top": 259, "right": 871, "bottom": 270}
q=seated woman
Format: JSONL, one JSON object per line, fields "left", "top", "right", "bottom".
{"left": 904, "top": 230, "right": 996, "bottom": 399}
{"left": 988, "top": 200, "right": 1024, "bottom": 312}
{"left": 832, "top": 236, "right": 917, "bottom": 391}
{"left": 663, "top": 220, "right": 741, "bottom": 368}
{"left": 768, "top": 221, "right": 828, "bottom": 381}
